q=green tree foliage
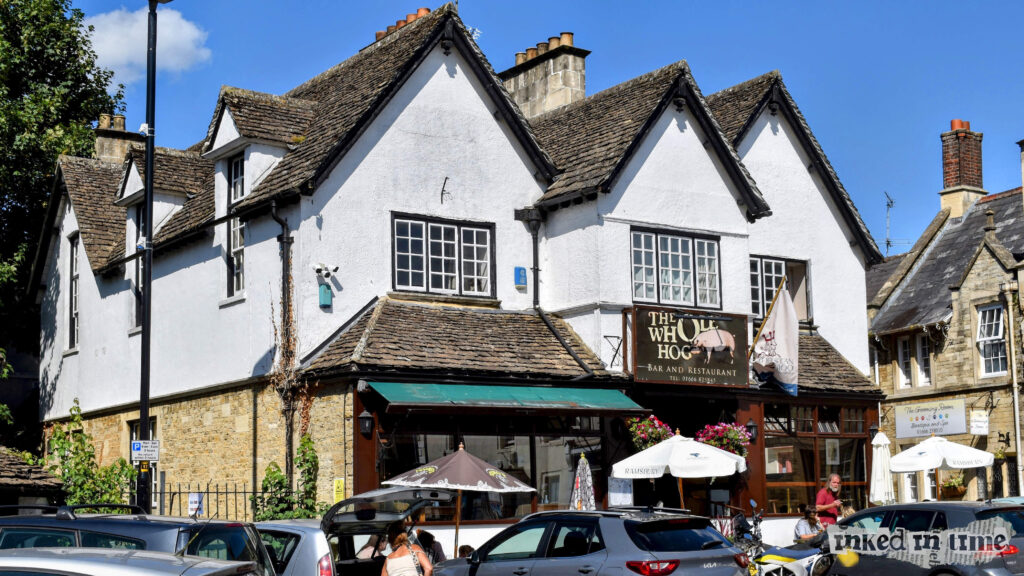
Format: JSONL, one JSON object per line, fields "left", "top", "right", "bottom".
{"left": 0, "top": 0, "right": 122, "bottom": 351}
{"left": 253, "top": 434, "right": 327, "bottom": 520}
{"left": 42, "top": 398, "right": 136, "bottom": 504}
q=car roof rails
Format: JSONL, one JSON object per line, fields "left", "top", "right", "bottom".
{"left": 58, "top": 504, "right": 148, "bottom": 520}
{"left": 0, "top": 504, "right": 59, "bottom": 517}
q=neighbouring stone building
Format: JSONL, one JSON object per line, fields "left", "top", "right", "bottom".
{"left": 30, "top": 3, "right": 881, "bottom": 531}
{"left": 868, "top": 119, "right": 1024, "bottom": 501}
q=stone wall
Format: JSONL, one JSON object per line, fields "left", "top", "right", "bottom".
{"left": 56, "top": 379, "right": 355, "bottom": 509}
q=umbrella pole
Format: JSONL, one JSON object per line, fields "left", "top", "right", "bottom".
{"left": 678, "top": 478, "right": 684, "bottom": 509}
{"left": 454, "top": 489, "right": 462, "bottom": 551}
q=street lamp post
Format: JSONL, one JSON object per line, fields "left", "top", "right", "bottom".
{"left": 137, "top": 0, "right": 173, "bottom": 514}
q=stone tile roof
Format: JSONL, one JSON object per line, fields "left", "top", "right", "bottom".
{"left": 128, "top": 146, "right": 214, "bottom": 198}
{"left": 871, "top": 189, "right": 1024, "bottom": 335}
{"left": 797, "top": 332, "right": 878, "bottom": 394}
{"left": 303, "top": 297, "right": 610, "bottom": 379}
{"left": 705, "top": 71, "right": 778, "bottom": 143}
{"left": 707, "top": 71, "right": 883, "bottom": 264}
{"left": 530, "top": 61, "right": 768, "bottom": 215}
{"left": 235, "top": 4, "right": 553, "bottom": 212}
{"left": 866, "top": 254, "right": 907, "bottom": 305}
{"left": 203, "top": 87, "right": 316, "bottom": 151}
{"left": 0, "top": 446, "right": 62, "bottom": 494}
{"left": 58, "top": 156, "right": 125, "bottom": 273}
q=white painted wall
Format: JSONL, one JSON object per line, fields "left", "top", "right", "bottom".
{"left": 294, "top": 45, "right": 543, "bottom": 356}
{"left": 544, "top": 106, "right": 752, "bottom": 368}
{"left": 738, "top": 109, "right": 870, "bottom": 372}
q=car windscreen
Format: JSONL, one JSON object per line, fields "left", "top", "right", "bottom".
{"left": 976, "top": 510, "right": 1024, "bottom": 537}
{"left": 624, "top": 518, "right": 728, "bottom": 552}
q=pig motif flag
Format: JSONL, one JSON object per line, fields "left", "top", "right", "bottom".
{"left": 752, "top": 288, "right": 799, "bottom": 396}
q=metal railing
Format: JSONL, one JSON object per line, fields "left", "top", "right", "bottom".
{"left": 128, "top": 482, "right": 295, "bottom": 522}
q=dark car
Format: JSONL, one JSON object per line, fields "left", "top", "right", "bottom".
{"left": 435, "top": 507, "right": 747, "bottom": 576}
{"left": 0, "top": 504, "right": 275, "bottom": 576}
{"left": 831, "top": 501, "right": 1024, "bottom": 576}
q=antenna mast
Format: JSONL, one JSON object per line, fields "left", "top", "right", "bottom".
{"left": 884, "top": 191, "right": 911, "bottom": 256}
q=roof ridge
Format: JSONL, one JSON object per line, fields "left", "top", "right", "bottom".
{"left": 978, "top": 187, "right": 1022, "bottom": 203}
{"left": 706, "top": 70, "right": 780, "bottom": 101}
{"left": 284, "top": 4, "right": 453, "bottom": 99}
{"left": 533, "top": 60, "right": 689, "bottom": 123}
{"left": 220, "top": 85, "right": 316, "bottom": 107}
{"left": 351, "top": 298, "right": 388, "bottom": 362}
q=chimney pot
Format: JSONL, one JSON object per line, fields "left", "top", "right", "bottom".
{"left": 406, "top": 13, "right": 417, "bottom": 23}
{"left": 951, "top": 119, "right": 964, "bottom": 130}
{"left": 417, "top": 7, "right": 430, "bottom": 16}
{"left": 387, "top": 24, "right": 396, "bottom": 33}
{"left": 515, "top": 52, "right": 527, "bottom": 66}
{"left": 396, "top": 19, "right": 406, "bottom": 29}
{"left": 963, "top": 120, "right": 971, "bottom": 131}
{"left": 526, "top": 47, "right": 538, "bottom": 60}
{"left": 560, "top": 32, "right": 574, "bottom": 47}
{"left": 548, "top": 36, "right": 560, "bottom": 49}
{"left": 98, "top": 113, "right": 112, "bottom": 130}
{"left": 112, "top": 114, "right": 125, "bottom": 131}
{"left": 376, "top": 30, "right": 386, "bottom": 41}
{"left": 536, "top": 41, "right": 549, "bottom": 55}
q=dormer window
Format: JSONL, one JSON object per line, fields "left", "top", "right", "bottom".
{"left": 229, "top": 155, "right": 245, "bottom": 202}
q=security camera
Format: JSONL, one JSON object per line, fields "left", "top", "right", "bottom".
{"left": 314, "top": 263, "right": 339, "bottom": 279}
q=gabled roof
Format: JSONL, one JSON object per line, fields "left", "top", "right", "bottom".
{"left": 530, "top": 61, "right": 770, "bottom": 218}
{"left": 707, "top": 71, "right": 883, "bottom": 264}
{"left": 871, "top": 188, "right": 1024, "bottom": 335}
{"left": 123, "top": 145, "right": 214, "bottom": 198}
{"left": 234, "top": 4, "right": 555, "bottom": 213}
{"left": 58, "top": 156, "right": 125, "bottom": 273}
{"left": 865, "top": 254, "right": 908, "bottom": 305}
{"left": 302, "top": 297, "right": 611, "bottom": 380}
{"left": 868, "top": 209, "right": 949, "bottom": 310}
{"left": 201, "top": 87, "right": 316, "bottom": 153}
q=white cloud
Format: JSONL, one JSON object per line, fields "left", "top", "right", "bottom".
{"left": 86, "top": 7, "right": 211, "bottom": 86}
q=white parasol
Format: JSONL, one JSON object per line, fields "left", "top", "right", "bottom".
{"left": 869, "top": 431, "right": 896, "bottom": 504}
{"left": 889, "top": 436, "right": 994, "bottom": 472}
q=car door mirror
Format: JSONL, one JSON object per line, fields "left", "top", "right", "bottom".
{"left": 469, "top": 550, "right": 482, "bottom": 565}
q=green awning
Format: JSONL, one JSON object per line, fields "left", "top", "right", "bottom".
{"left": 368, "top": 382, "right": 646, "bottom": 415}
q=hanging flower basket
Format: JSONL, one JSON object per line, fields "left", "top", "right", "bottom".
{"left": 626, "top": 415, "right": 673, "bottom": 451}
{"left": 695, "top": 422, "right": 751, "bottom": 458}
{"left": 941, "top": 485, "right": 967, "bottom": 499}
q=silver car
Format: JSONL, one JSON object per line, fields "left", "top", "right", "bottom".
{"left": 0, "top": 547, "right": 260, "bottom": 575}
{"left": 435, "top": 507, "right": 747, "bottom": 576}
{"left": 256, "top": 519, "right": 334, "bottom": 576}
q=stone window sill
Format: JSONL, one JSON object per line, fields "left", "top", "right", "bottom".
{"left": 128, "top": 326, "right": 142, "bottom": 337}
{"left": 63, "top": 348, "right": 79, "bottom": 358}
{"left": 219, "top": 293, "right": 246, "bottom": 308}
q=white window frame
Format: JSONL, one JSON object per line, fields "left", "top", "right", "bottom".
{"left": 978, "top": 305, "right": 1007, "bottom": 376}
{"left": 229, "top": 154, "right": 245, "bottom": 203}
{"left": 228, "top": 217, "right": 245, "bottom": 296}
{"left": 897, "top": 336, "right": 912, "bottom": 389}
{"left": 393, "top": 216, "right": 493, "bottom": 297}
{"left": 631, "top": 230, "right": 719, "bottom": 308}
{"left": 68, "top": 234, "right": 80, "bottom": 349}
{"left": 915, "top": 334, "right": 932, "bottom": 387}
{"left": 750, "top": 257, "right": 786, "bottom": 318}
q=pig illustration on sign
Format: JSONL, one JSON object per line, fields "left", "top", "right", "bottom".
{"left": 689, "top": 329, "right": 736, "bottom": 364}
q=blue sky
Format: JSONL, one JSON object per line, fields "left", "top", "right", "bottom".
{"left": 74, "top": 1, "right": 1024, "bottom": 255}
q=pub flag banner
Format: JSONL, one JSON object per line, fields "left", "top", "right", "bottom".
{"left": 752, "top": 288, "right": 799, "bottom": 396}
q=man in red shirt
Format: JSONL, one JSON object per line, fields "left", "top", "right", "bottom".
{"left": 815, "top": 473, "right": 843, "bottom": 525}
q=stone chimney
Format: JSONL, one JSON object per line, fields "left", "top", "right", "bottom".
{"left": 498, "top": 32, "right": 590, "bottom": 119}
{"left": 94, "top": 112, "right": 144, "bottom": 164}
{"left": 939, "top": 119, "right": 986, "bottom": 218}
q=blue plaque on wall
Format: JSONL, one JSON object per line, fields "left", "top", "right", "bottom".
{"left": 514, "top": 266, "right": 528, "bottom": 289}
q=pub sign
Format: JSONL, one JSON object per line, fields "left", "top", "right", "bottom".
{"left": 633, "top": 305, "right": 749, "bottom": 386}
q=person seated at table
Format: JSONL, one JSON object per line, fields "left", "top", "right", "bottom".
{"left": 794, "top": 507, "right": 825, "bottom": 541}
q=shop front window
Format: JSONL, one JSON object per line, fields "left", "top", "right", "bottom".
{"left": 380, "top": 429, "right": 602, "bottom": 521}
{"left": 763, "top": 404, "right": 870, "bottom": 513}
